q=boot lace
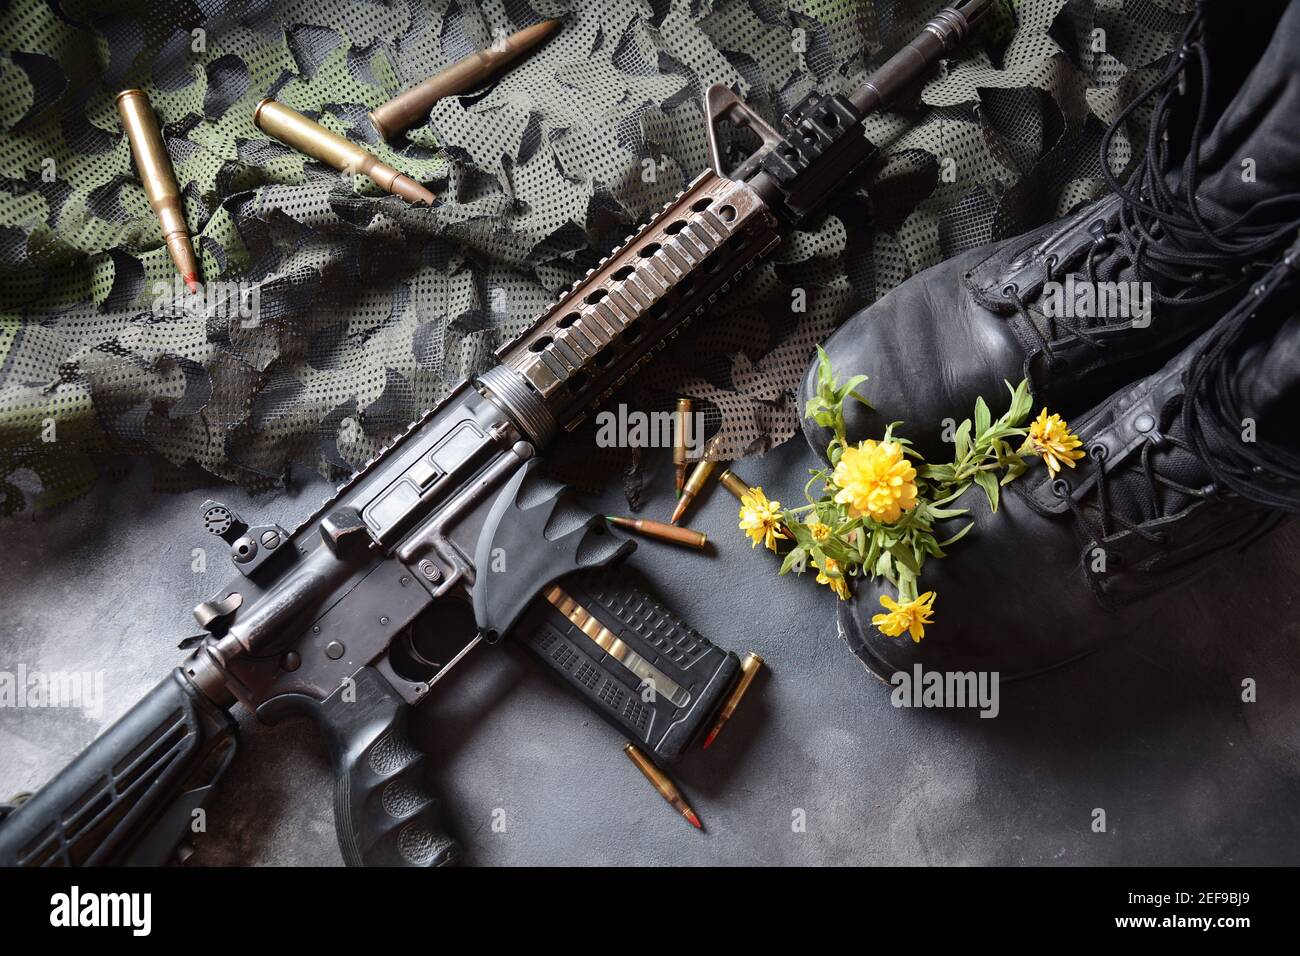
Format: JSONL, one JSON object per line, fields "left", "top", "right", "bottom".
{"left": 1183, "top": 242, "right": 1300, "bottom": 512}
{"left": 1009, "top": 5, "right": 1300, "bottom": 363}
{"left": 1050, "top": 243, "right": 1300, "bottom": 554}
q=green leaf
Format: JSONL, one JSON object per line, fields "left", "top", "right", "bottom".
{"left": 930, "top": 483, "right": 969, "bottom": 507}
{"left": 974, "top": 396, "right": 991, "bottom": 438}
{"left": 937, "top": 521, "right": 975, "bottom": 548}
{"left": 888, "top": 543, "right": 920, "bottom": 575}
{"left": 863, "top": 535, "right": 880, "bottom": 572}
{"left": 874, "top": 552, "right": 893, "bottom": 578}
{"left": 1005, "top": 378, "right": 1033, "bottom": 425}
{"left": 1000, "top": 459, "right": 1028, "bottom": 485}
{"left": 927, "top": 506, "right": 969, "bottom": 520}
{"left": 816, "top": 346, "right": 834, "bottom": 388}
{"left": 778, "top": 547, "right": 807, "bottom": 576}
{"left": 953, "top": 418, "right": 972, "bottom": 459}
{"left": 840, "top": 374, "right": 871, "bottom": 407}
{"left": 786, "top": 522, "right": 813, "bottom": 547}
{"left": 973, "top": 469, "right": 1000, "bottom": 512}
{"left": 921, "top": 465, "right": 958, "bottom": 486}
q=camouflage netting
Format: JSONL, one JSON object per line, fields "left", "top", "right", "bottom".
{"left": 0, "top": 0, "right": 1194, "bottom": 513}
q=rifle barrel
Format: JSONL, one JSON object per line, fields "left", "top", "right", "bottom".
{"left": 848, "top": 0, "right": 995, "bottom": 115}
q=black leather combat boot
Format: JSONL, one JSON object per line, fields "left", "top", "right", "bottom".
{"left": 804, "top": 0, "right": 1300, "bottom": 463}
{"left": 837, "top": 246, "right": 1300, "bottom": 683}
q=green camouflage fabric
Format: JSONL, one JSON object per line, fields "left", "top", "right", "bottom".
{"left": 0, "top": 0, "right": 1193, "bottom": 513}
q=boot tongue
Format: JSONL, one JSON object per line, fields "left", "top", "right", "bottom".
{"left": 1167, "top": 0, "right": 1300, "bottom": 230}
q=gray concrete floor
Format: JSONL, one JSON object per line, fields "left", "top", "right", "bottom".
{"left": 2, "top": 435, "right": 1299, "bottom": 865}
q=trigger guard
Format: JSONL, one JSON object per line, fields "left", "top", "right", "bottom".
{"left": 471, "top": 458, "right": 634, "bottom": 640}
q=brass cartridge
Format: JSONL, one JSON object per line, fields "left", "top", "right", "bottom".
{"left": 606, "top": 515, "right": 707, "bottom": 551}
{"left": 254, "top": 99, "right": 436, "bottom": 205}
{"left": 369, "top": 19, "right": 562, "bottom": 140}
{"left": 116, "top": 90, "right": 200, "bottom": 292}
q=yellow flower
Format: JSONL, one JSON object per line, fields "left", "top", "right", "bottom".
{"left": 831, "top": 439, "right": 918, "bottom": 524}
{"left": 813, "top": 556, "right": 850, "bottom": 600}
{"left": 871, "top": 591, "right": 936, "bottom": 643}
{"left": 806, "top": 516, "right": 832, "bottom": 542}
{"left": 739, "top": 487, "right": 784, "bottom": 552}
{"left": 1022, "top": 409, "right": 1085, "bottom": 477}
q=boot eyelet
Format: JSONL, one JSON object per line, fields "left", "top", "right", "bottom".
{"left": 1045, "top": 254, "right": 1059, "bottom": 271}
{"left": 1089, "top": 444, "right": 1108, "bottom": 462}
{"left": 1051, "top": 478, "right": 1073, "bottom": 498}
{"left": 1002, "top": 282, "right": 1019, "bottom": 297}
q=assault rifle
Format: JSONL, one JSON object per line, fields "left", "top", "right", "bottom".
{"left": 0, "top": 0, "right": 993, "bottom": 866}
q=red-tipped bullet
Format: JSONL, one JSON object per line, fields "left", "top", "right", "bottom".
{"left": 702, "top": 726, "right": 721, "bottom": 750}
{"left": 116, "top": 91, "right": 203, "bottom": 298}
{"left": 624, "top": 742, "right": 704, "bottom": 832}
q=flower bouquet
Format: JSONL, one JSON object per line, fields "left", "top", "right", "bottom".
{"left": 737, "top": 347, "right": 1085, "bottom": 641}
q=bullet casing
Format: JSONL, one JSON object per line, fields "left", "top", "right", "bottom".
{"left": 720, "top": 652, "right": 763, "bottom": 722}
{"left": 673, "top": 396, "right": 693, "bottom": 497}
{"left": 254, "top": 99, "right": 436, "bottom": 205}
{"left": 670, "top": 458, "right": 717, "bottom": 524}
{"left": 624, "top": 743, "right": 700, "bottom": 828}
{"left": 718, "top": 468, "right": 752, "bottom": 501}
{"left": 703, "top": 651, "right": 763, "bottom": 749}
{"left": 607, "top": 516, "right": 707, "bottom": 550}
{"left": 116, "top": 90, "right": 200, "bottom": 289}
{"left": 673, "top": 398, "right": 692, "bottom": 468}
{"left": 370, "top": 19, "right": 563, "bottom": 140}
{"left": 682, "top": 459, "right": 717, "bottom": 497}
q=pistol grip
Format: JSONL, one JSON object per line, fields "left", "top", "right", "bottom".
{"left": 315, "top": 667, "right": 457, "bottom": 867}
